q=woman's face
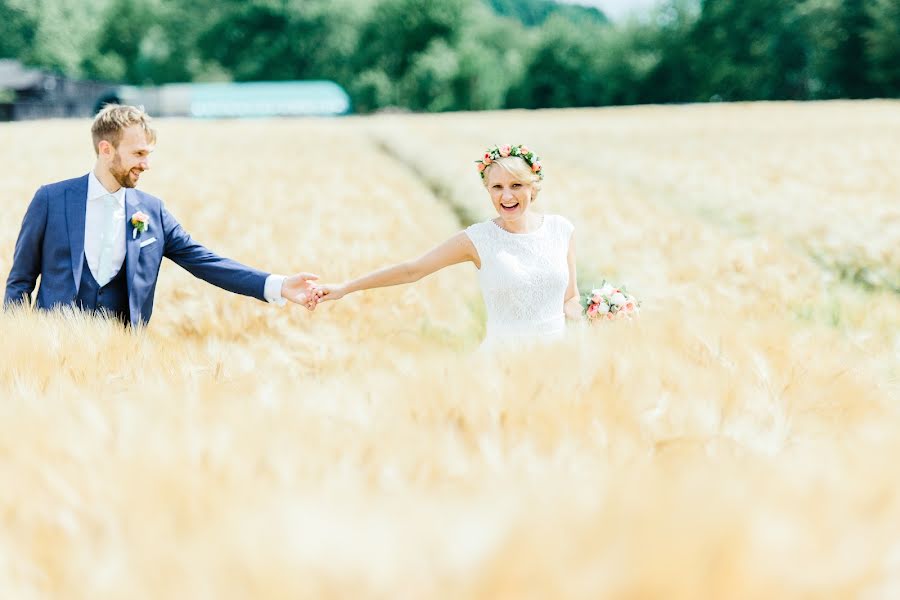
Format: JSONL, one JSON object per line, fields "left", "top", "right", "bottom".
{"left": 485, "top": 164, "right": 534, "bottom": 224}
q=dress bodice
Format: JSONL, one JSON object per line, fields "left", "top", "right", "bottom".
{"left": 464, "top": 214, "right": 574, "bottom": 345}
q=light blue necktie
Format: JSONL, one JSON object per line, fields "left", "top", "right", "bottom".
{"left": 96, "top": 194, "right": 118, "bottom": 286}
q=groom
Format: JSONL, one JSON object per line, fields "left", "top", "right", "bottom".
{"left": 4, "top": 104, "right": 319, "bottom": 326}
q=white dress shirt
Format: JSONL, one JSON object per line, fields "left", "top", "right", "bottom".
{"left": 84, "top": 171, "right": 286, "bottom": 304}
{"left": 85, "top": 171, "right": 126, "bottom": 285}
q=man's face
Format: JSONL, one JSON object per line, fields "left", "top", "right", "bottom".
{"left": 101, "top": 125, "right": 154, "bottom": 189}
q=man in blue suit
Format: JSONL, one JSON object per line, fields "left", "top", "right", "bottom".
{"left": 4, "top": 104, "right": 320, "bottom": 326}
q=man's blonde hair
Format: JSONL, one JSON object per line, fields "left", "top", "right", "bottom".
{"left": 91, "top": 104, "right": 157, "bottom": 154}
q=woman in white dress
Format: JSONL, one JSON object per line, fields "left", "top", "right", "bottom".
{"left": 314, "top": 144, "right": 583, "bottom": 345}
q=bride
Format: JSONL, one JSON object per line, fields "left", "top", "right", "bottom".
{"left": 313, "top": 144, "right": 583, "bottom": 345}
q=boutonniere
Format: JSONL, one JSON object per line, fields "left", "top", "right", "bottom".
{"left": 131, "top": 212, "right": 150, "bottom": 239}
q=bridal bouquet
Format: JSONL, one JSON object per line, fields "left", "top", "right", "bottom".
{"left": 583, "top": 281, "right": 640, "bottom": 322}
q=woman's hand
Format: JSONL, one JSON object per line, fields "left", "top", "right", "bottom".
{"left": 314, "top": 283, "right": 349, "bottom": 304}
{"left": 564, "top": 296, "right": 584, "bottom": 320}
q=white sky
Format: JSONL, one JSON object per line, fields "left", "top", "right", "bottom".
{"left": 558, "top": 0, "right": 660, "bottom": 21}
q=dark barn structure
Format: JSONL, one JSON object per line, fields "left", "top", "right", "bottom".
{"left": 0, "top": 60, "right": 118, "bottom": 121}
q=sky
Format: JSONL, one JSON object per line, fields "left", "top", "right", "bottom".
{"left": 558, "top": 0, "right": 660, "bottom": 21}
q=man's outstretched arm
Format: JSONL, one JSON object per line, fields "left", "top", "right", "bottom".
{"left": 161, "top": 203, "right": 318, "bottom": 309}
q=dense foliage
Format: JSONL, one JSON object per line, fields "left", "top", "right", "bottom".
{"left": 1, "top": 0, "right": 898, "bottom": 111}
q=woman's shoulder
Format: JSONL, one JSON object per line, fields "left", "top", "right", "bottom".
{"left": 465, "top": 219, "right": 498, "bottom": 238}
{"left": 545, "top": 214, "right": 575, "bottom": 234}
{"left": 468, "top": 218, "right": 497, "bottom": 229}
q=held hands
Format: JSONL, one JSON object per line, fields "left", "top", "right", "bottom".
{"left": 281, "top": 273, "right": 349, "bottom": 311}
{"left": 280, "top": 272, "right": 349, "bottom": 311}
{"left": 281, "top": 272, "right": 321, "bottom": 311}
{"left": 311, "top": 283, "right": 348, "bottom": 305}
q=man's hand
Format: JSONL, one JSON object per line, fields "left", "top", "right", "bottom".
{"left": 281, "top": 272, "right": 320, "bottom": 310}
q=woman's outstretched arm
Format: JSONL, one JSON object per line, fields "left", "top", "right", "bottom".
{"left": 316, "top": 231, "right": 479, "bottom": 303}
{"left": 564, "top": 230, "right": 583, "bottom": 320}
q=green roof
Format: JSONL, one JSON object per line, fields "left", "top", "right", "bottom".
{"left": 189, "top": 81, "right": 351, "bottom": 117}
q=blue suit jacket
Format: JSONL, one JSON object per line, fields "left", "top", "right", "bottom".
{"left": 4, "top": 175, "right": 270, "bottom": 326}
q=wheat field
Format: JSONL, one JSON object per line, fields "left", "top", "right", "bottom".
{"left": 1, "top": 101, "right": 899, "bottom": 599}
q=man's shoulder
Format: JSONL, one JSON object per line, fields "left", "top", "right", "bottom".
{"left": 41, "top": 174, "right": 89, "bottom": 196}
{"left": 131, "top": 188, "right": 163, "bottom": 208}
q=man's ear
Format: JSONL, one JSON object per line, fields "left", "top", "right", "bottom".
{"left": 97, "top": 139, "right": 113, "bottom": 159}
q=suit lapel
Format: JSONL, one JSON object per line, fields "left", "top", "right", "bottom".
{"left": 65, "top": 175, "right": 89, "bottom": 291}
{"left": 124, "top": 189, "right": 142, "bottom": 295}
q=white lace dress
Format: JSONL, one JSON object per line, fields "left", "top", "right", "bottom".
{"left": 464, "top": 214, "right": 574, "bottom": 346}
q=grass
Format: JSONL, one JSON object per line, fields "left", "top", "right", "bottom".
{"left": 1, "top": 102, "right": 899, "bottom": 598}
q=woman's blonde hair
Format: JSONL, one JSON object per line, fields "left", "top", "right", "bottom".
{"left": 482, "top": 157, "right": 543, "bottom": 200}
{"left": 91, "top": 104, "right": 157, "bottom": 154}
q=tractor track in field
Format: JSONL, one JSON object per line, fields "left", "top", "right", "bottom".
{"left": 370, "top": 135, "right": 479, "bottom": 229}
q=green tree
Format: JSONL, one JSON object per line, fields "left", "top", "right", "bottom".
{"left": 355, "top": 0, "right": 470, "bottom": 81}
{"left": 80, "top": 0, "right": 155, "bottom": 83}
{"left": 3, "top": 0, "right": 898, "bottom": 112}
{"left": 351, "top": 68, "right": 397, "bottom": 112}
{"left": 197, "top": 0, "right": 360, "bottom": 83}
{"left": 0, "top": 0, "right": 36, "bottom": 60}
{"left": 140, "top": 0, "right": 223, "bottom": 83}
{"left": 399, "top": 38, "right": 460, "bottom": 112}
{"left": 507, "top": 15, "right": 606, "bottom": 108}
{"left": 636, "top": 0, "right": 703, "bottom": 103}
{"left": 392, "top": 6, "right": 530, "bottom": 112}
{"left": 15, "top": 0, "right": 110, "bottom": 76}
{"left": 79, "top": 0, "right": 229, "bottom": 84}
{"left": 452, "top": 12, "right": 530, "bottom": 110}
{"left": 825, "top": 0, "right": 874, "bottom": 97}
{"left": 865, "top": 0, "right": 900, "bottom": 95}
{"left": 688, "top": 0, "right": 812, "bottom": 100}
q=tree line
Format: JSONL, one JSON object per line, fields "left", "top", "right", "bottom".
{"left": 1, "top": 0, "right": 898, "bottom": 112}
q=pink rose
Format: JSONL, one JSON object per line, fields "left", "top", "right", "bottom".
{"left": 131, "top": 211, "right": 151, "bottom": 238}
{"left": 624, "top": 302, "right": 635, "bottom": 312}
{"left": 477, "top": 162, "right": 486, "bottom": 172}
{"left": 587, "top": 303, "right": 599, "bottom": 317}
{"left": 532, "top": 162, "right": 542, "bottom": 173}
{"left": 606, "top": 312, "right": 615, "bottom": 320}
{"left": 483, "top": 154, "right": 492, "bottom": 165}
{"left": 500, "top": 144, "right": 511, "bottom": 157}
{"left": 591, "top": 293, "right": 603, "bottom": 304}
{"left": 520, "top": 145, "right": 530, "bottom": 155}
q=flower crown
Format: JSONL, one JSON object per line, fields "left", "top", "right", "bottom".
{"left": 476, "top": 144, "right": 543, "bottom": 180}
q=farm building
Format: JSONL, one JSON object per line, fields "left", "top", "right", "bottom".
{"left": 0, "top": 59, "right": 116, "bottom": 121}
{"left": 121, "top": 81, "right": 352, "bottom": 118}
{"left": 0, "top": 62, "right": 351, "bottom": 121}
